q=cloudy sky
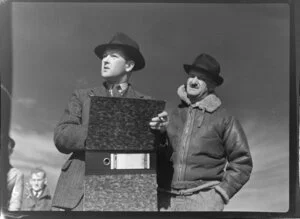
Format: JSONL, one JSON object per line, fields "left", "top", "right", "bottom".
{"left": 9, "top": 2, "right": 290, "bottom": 211}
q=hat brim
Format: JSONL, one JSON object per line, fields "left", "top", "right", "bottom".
{"left": 94, "top": 44, "right": 145, "bottom": 71}
{"left": 183, "top": 64, "right": 224, "bottom": 86}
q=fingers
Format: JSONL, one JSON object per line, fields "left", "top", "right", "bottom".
{"left": 149, "top": 122, "right": 167, "bottom": 132}
{"left": 151, "top": 117, "right": 161, "bottom": 122}
{"left": 149, "top": 121, "right": 162, "bottom": 128}
{"left": 149, "top": 121, "right": 168, "bottom": 131}
{"left": 157, "top": 111, "right": 169, "bottom": 122}
{"left": 149, "top": 111, "right": 169, "bottom": 131}
{"left": 158, "top": 111, "right": 168, "bottom": 118}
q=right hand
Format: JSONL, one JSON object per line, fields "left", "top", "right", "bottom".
{"left": 149, "top": 111, "right": 169, "bottom": 132}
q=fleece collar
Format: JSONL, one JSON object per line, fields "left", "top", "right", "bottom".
{"left": 177, "top": 84, "right": 221, "bottom": 113}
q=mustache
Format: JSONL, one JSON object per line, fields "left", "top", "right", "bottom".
{"left": 187, "top": 81, "right": 200, "bottom": 88}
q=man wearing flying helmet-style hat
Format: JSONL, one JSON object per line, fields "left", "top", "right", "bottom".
{"left": 150, "top": 53, "right": 253, "bottom": 211}
{"left": 52, "top": 33, "right": 153, "bottom": 211}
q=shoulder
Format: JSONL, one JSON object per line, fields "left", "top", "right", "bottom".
{"left": 8, "top": 167, "right": 24, "bottom": 179}
{"left": 213, "top": 106, "right": 231, "bottom": 117}
{"left": 43, "top": 186, "right": 52, "bottom": 198}
{"left": 210, "top": 106, "right": 238, "bottom": 126}
{"left": 213, "top": 107, "right": 247, "bottom": 136}
{"left": 70, "top": 87, "right": 102, "bottom": 101}
{"left": 136, "top": 91, "right": 152, "bottom": 99}
{"left": 73, "top": 87, "right": 96, "bottom": 96}
{"left": 130, "top": 87, "right": 152, "bottom": 99}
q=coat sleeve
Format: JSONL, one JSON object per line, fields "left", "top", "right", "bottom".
{"left": 54, "top": 90, "right": 88, "bottom": 154}
{"left": 8, "top": 171, "right": 24, "bottom": 211}
{"left": 214, "top": 116, "right": 253, "bottom": 203}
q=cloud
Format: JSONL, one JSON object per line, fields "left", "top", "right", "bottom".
{"left": 15, "top": 97, "right": 37, "bottom": 108}
{"left": 10, "top": 124, "right": 24, "bottom": 132}
{"left": 10, "top": 103, "right": 59, "bottom": 135}
{"left": 224, "top": 118, "right": 289, "bottom": 212}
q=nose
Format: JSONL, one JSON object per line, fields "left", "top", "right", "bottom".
{"left": 102, "top": 55, "right": 110, "bottom": 63}
{"left": 190, "top": 76, "right": 198, "bottom": 82}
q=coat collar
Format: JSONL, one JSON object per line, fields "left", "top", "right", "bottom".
{"left": 88, "top": 83, "right": 144, "bottom": 99}
{"left": 28, "top": 185, "right": 51, "bottom": 199}
{"left": 177, "top": 84, "right": 221, "bottom": 113}
{"left": 103, "top": 81, "right": 129, "bottom": 95}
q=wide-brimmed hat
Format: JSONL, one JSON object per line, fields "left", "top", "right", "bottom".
{"left": 94, "top": 32, "right": 145, "bottom": 71}
{"left": 183, "top": 53, "right": 224, "bottom": 86}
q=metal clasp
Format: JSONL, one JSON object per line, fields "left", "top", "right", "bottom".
{"left": 103, "top": 157, "right": 110, "bottom": 166}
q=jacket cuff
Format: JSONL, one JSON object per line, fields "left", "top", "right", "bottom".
{"left": 159, "top": 131, "right": 168, "bottom": 147}
{"left": 214, "top": 185, "right": 230, "bottom": 204}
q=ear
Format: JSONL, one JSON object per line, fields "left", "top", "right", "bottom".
{"left": 125, "top": 60, "right": 135, "bottom": 72}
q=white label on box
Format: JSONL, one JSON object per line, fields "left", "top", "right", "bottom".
{"left": 110, "top": 153, "right": 150, "bottom": 169}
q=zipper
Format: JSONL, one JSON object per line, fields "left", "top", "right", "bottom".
{"left": 177, "top": 107, "right": 195, "bottom": 181}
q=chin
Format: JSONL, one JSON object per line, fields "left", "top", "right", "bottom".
{"left": 187, "top": 92, "right": 199, "bottom": 97}
{"left": 187, "top": 89, "right": 206, "bottom": 99}
{"left": 101, "top": 72, "right": 111, "bottom": 78}
{"left": 187, "top": 89, "right": 201, "bottom": 96}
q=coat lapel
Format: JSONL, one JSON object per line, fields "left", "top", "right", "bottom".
{"left": 89, "top": 85, "right": 108, "bottom": 97}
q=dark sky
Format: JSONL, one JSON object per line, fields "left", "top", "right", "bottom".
{"left": 9, "top": 2, "right": 290, "bottom": 211}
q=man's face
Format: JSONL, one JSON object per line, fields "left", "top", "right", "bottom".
{"left": 29, "top": 172, "right": 46, "bottom": 192}
{"left": 186, "top": 72, "right": 208, "bottom": 99}
{"left": 101, "top": 49, "right": 132, "bottom": 82}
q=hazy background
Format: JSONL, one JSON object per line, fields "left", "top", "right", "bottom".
{"left": 9, "top": 2, "right": 290, "bottom": 211}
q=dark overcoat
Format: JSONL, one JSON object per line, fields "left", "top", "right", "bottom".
{"left": 52, "top": 84, "right": 151, "bottom": 209}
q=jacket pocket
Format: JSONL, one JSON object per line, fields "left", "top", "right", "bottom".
{"left": 61, "top": 159, "right": 72, "bottom": 171}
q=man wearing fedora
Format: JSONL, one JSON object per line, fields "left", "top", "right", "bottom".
{"left": 52, "top": 32, "right": 152, "bottom": 211}
{"left": 150, "top": 53, "right": 253, "bottom": 211}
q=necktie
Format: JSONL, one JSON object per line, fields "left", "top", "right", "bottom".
{"left": 108, "top": 85, "right": 123, "bottom": 97}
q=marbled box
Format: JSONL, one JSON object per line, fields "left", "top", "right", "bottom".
{"left": 84, "top": 97, "right": 165, "bottom": 211}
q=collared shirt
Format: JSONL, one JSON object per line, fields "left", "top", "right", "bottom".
{"left": 104, "top": 82, "right": 129, "bottom": 97}
{"left": 32, "top": 190, "right": 42, "bottom": 198}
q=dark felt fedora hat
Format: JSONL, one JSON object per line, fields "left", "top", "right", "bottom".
{"left": 94, "top": 32, "right": 145, "bottom": 71}
{"left": 183, "top": 53, "right": 224, "bottom": 86}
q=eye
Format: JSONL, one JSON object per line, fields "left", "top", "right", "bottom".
{"left": 111, "top": 54, "right": 120, "bottom": 58}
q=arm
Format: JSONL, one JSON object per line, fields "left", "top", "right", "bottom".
{"left": 54, "top": 90, "right": 88, "bottom": 154}
{"left": 214, "top": 116, "right": 253, "bottom": 203}
{"left": 8, "top": 171, "right": 24, "bottom": 211}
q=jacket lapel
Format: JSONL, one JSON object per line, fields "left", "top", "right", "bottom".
{"left": 89, "top": 85, "right": 108, "bottom": 97}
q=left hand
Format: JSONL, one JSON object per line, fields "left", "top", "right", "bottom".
{"left": 149, "top": 111, "right": 169, "bottom": 132}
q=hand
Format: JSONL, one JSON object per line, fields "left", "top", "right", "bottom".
{"left": 149, "top": 111, "right": 169, "bottom": 132}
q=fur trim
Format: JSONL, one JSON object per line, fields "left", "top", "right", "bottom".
{"left": 177, "top": 84, "right": 221, "bottom": 113}
{"left": 177, "top": 85, "right": 191, "bottom": 105}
